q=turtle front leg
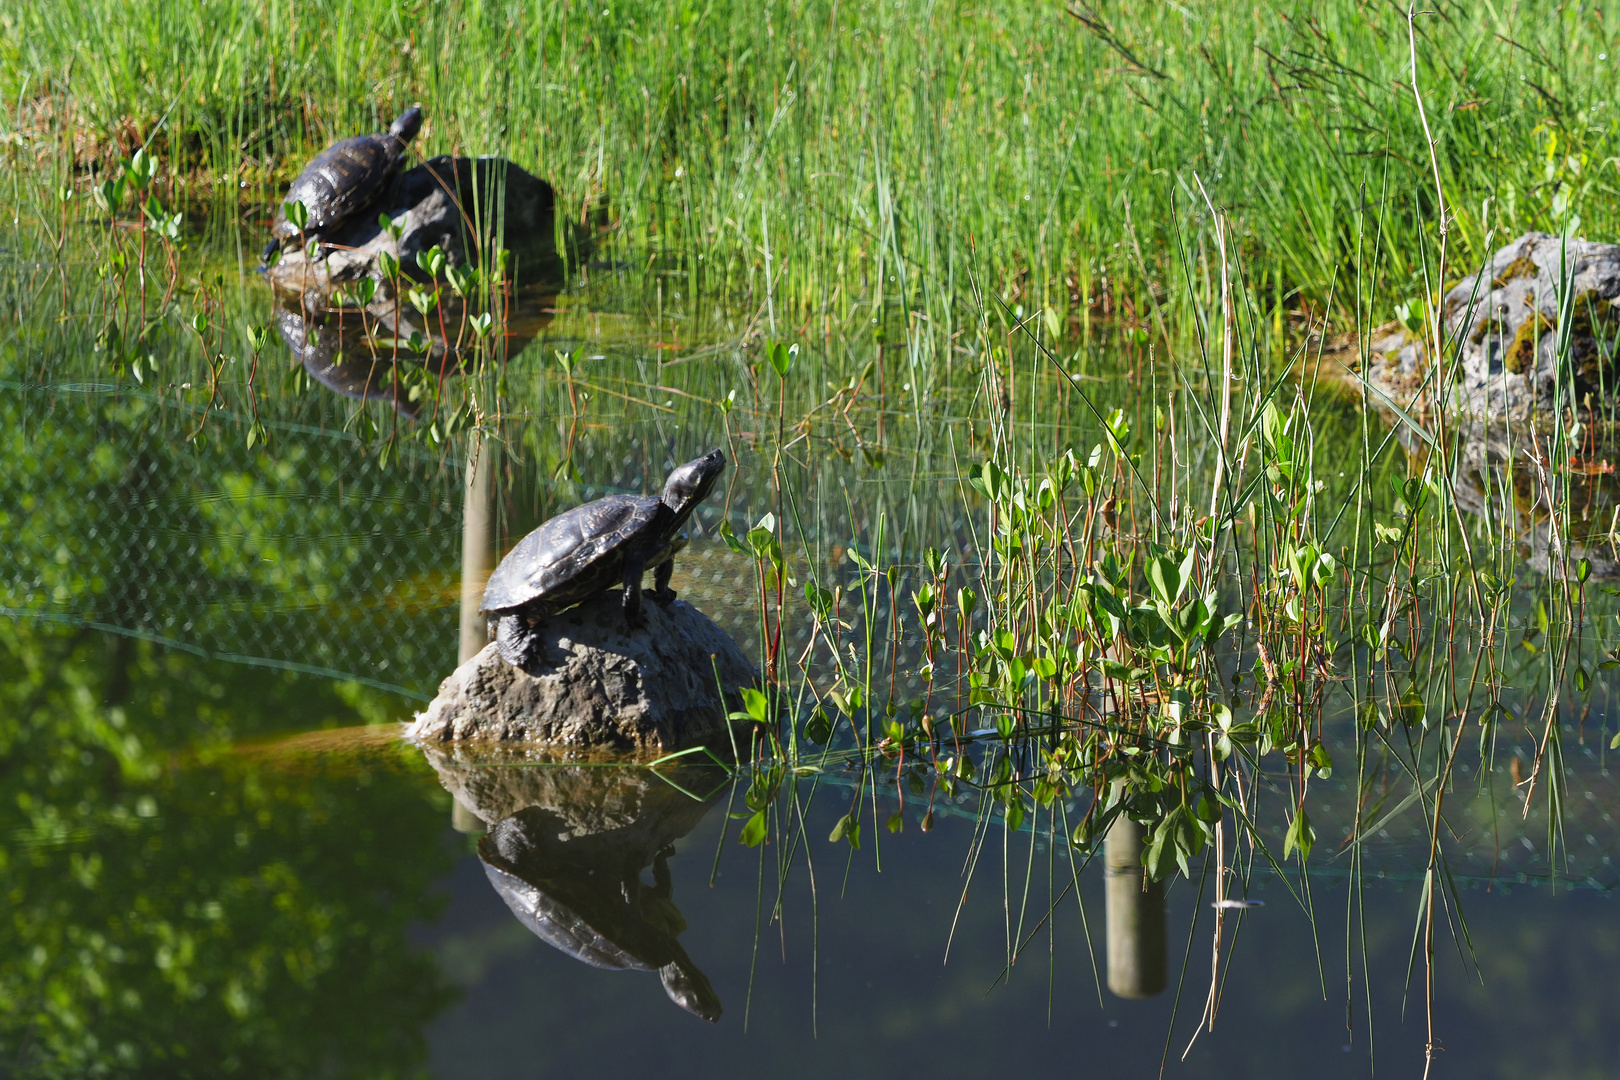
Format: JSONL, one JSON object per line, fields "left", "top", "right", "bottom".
{"left": 651, "top": 557, "right": 677, "bottom": 605}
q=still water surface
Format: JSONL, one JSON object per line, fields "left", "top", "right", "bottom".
{"left": 3, "top": 235, "right": 1618, "bottom": 1078}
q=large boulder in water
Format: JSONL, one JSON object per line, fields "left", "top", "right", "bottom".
{"left": 407, "top": 592, "right": 756, "bottom": 752}
{"left": 267, "top": 155, "right": 560, "bottom": 294}
{"left": 1356, "top": 231, "right": 1620, "bottom": 422}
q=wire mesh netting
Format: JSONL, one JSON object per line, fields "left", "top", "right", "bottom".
{"left": 4, "top": 381, "right": 469, "bottom": 700}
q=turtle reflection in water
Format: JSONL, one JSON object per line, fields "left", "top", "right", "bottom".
{"left": 480, "top": 807, "right": 723, "bottom": 1021}
{"left": 419, "top": 747, "right": 727, "bottom": 1020}
{"left": 273, "top": 282, "right": 556, "bottom": 416}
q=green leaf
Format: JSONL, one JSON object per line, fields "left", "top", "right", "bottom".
{"left": 1395, "top": 687, "right": 1426, "bottom": 727}
{"left": 128, "top": 148, "right": 155, "bottom": 188}
{"left": 416, "top": 244, "right": 446, "bottom": 278}
{"left": 408, "top": 287, "right": 438, "bottom": 315}
{"left": 803, "top": 582, "right": 833, "bottom": 618}
{"left": 1004, "top": 797, "right": 1025, "bottom": 832}
{"left": 1101, "top": 659, "right": 1141, "bottom": 683}
{"left": 746, "top": 513, "right": 780, "bottom": 561}
{"left": 804, "top": 708, "right": 833, "bottom": 744}
{"left": 1283, "top": 808, "right": 1316, "bottom": 861}
{"left": 740, "top": 687, "right": 771, "bottom": 724}
{"left": 829, "top": 814, "right": 861, "bottom": 849}
{"left": 766, "top": 340, "right": 798, "bottom": 378}
{"left": 1147, "top": 554, "right": 1178, "bottom": 607}
{"left": 283, "top": 198, "right": 308, "bottom": 231}
{"left": 738, "top": 810, "right": 767, "bottom": 847}
{"left": 717, "top": 519, "right": 748, "bottom": 554}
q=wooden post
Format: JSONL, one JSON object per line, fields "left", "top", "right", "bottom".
{"left": 1105, "top": 816, "right": 1167, "bottom": 998}
{"left": 459, "top": 434, "right": 497, "bottom": 664}
{"left": 453, "top": 434, "right": 497, "bottom": 836}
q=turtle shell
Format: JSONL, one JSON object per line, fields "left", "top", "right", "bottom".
{"left": 480, "top": 494, "right": 665, "bottom": 615}
{"left": 270, "top": 134, "right": 401, "bottom": 243}
{"left": 476, "top": 808, "right": 723, "bottom": 1021}
{"left": 480, "top": 854, "right": 651, "bottom": 972}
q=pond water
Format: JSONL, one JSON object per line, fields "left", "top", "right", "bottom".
{"left": 4, "top": 208, "right": 1620, "bottom": 1078}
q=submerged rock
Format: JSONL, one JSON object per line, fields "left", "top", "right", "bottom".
{"left": 267, "top": 155, "right": 559, "bottom": 294}
{"left": 1356, "top": 231, "right": 1620, "bottom": 422}
{"left": 407, "top": 591, "right": 756, "bottom": 751}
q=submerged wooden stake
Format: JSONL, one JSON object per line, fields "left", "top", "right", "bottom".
{"left": 1105, "top": 817, "right": 1167, "bottom": 999}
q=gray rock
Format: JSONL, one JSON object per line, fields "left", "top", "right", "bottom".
{"left": 408, "top": 592, "right": 757, "bottom": 751}
{"left": 1356, "top": 231, "right": 1620, "bottom": 422}
{"left": 268, "top": 155, "right": 559, "bottom": 294}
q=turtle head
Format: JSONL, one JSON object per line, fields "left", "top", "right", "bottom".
{"left": 389, "top": 104, "right": 424, "bottom": 144}
{"left": 660, "top": 449, "right": 726, "bottom": 517}
{"left": 659, "top": 959, "right": 723, "bottom": 1022}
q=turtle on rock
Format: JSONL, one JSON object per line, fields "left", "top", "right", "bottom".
{"left": 480, "top": 449, "right": 726, "bottom": 668}
{"left": 260, "top": 104, "right": 423, "bottom": 263}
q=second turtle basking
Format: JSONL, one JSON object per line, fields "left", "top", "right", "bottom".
{"left": 261, "top": 104, "right": 423, "bottom": 263}
{"left": 480, "top": 449, "right": 726, "bottom": 668}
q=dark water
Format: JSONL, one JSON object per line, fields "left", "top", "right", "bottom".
{"left": 12, "top": 705, "right": 1614, "bottom": 1079}
{"left": 4, "top": 228, "right": 1620, "bottom": 1077}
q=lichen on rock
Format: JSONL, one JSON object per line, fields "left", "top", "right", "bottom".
{"left": 1353, "top": 232, "right": 1620, "bottom": 422}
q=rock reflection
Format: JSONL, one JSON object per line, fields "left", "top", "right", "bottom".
{"left": 274, "top": 282, "right": 558, "bottom": 416}
{"left": 1408, "top": 422, "right": 1620, "bottom": 579}
{"left": 422, "top": 747, "right": 727, "bottom": 1021}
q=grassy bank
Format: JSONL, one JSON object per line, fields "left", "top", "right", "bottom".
{"left": 5, "top": 0, "right": 1618, "bottom": 329}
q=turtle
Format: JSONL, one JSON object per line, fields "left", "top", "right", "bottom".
{"left": 480, "top": 449, "right": 726, "bottom": 667}
{"left": 260, "top": 104, "right": 424, "bottom": 263}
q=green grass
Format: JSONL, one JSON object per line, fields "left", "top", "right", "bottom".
{"left": 5, "top": 0, "right": 1620, "bottom": 328}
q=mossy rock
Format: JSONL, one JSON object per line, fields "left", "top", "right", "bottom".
{"left": 1503, "top": 311, "right": 1552, "bottom": 375}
